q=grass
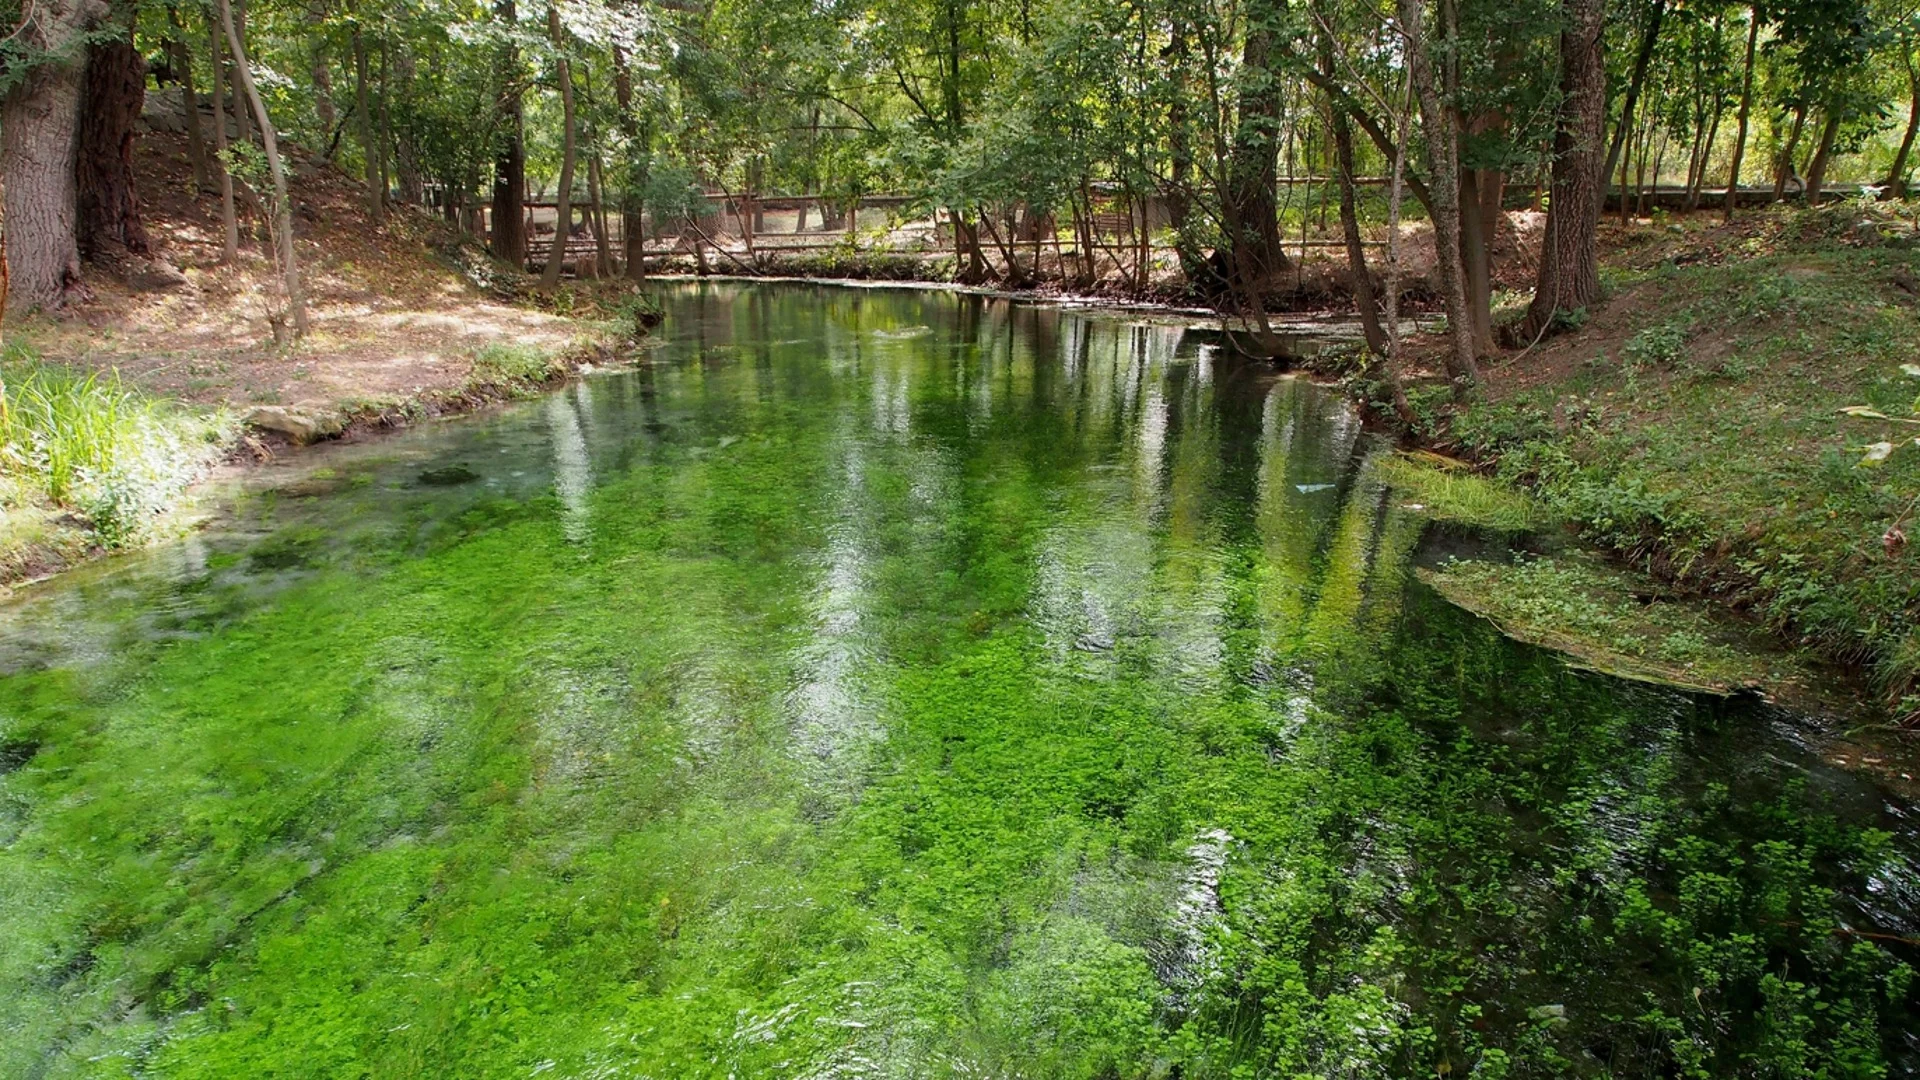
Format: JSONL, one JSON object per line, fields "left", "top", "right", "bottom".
{"left": 1423, "top": 552, "right": 1828, "bottom": 700}
{"left": 468, "top": 341, "right": 563, "bottom": 387}
{"left": 1447, "top": 200, "right": 1920, "bottom": 718}
{"left": 0, "top": 342, "right": 230, "bottom": 563}
{"left": 1375, "top": 451, "right": 1548, "bottom": 532}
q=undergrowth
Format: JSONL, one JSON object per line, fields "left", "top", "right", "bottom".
{"left": 0, "top": 342, "right": 230, "bottom": 554}
{"left": 1446, "top": 201, "right": 1920, "bottom": 717}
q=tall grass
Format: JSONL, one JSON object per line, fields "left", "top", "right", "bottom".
{"left": 0, "top": 343, "right": 230, "bottom": 547}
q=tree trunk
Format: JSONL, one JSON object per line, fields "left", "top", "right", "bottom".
{"left": 586, "top": 149, "right": 612, "bottom": 279}
{"left": 207, "top": 15, "right": 241, "bottom": 261}
{"left": 351, "top": 14, "right": 382, "bottom": 219}
{"left": 1, "top": 0, "right": 110, "bottom": 312}
{"left": 377, "top": 37, "right": 393, "bottom": 204}
{"left": 77, "top": 32, "right": 151, "bottom": 261}
{"left": 1458, "top": 168, "right": 1495, "bottom": 355}
{"left": 1398, "top": 0, "right": 1479, "bottom": 394}
{"left": 1887, "top": 60, "right": 1920, "bottom": 198}
{"left": 1223, "top": 0, "right": 1293, "bottom": 304}
{"left": 1724, "top": 8, "right": 1760, "bottom": 218}
{"left": 309, "top": 0, "right": 337, "bottom": 160}
{"left": 218, "top": 0, "right": 308, "bottom": 336}
{"left": 232, "top": 0, "right": 252, "bottom": 146}
{"left": 538, "top": 3, "right": 576, "bottom": 290}
{"left": 1603, "top": 0, "right": 1665, "bottom": 191}
{"left": 1803, "top": 108, "right": 1842, "bottom": 204}
{"left": 1773, "top": 104, "right": 1806, "bottom": 201}
{"left": 491, "top": 0, "right": 526, "bottom": 266}
{"left": 1522, "top": 0, "right": 1605, "bottom": 342}
{"left": 610, "top": 44, "right": 647, "bottom": 280}
{"left": 1318, "top": 34, "right": 1386, "bottom": 358}
{"left": 167, "top": 3, "right": 210, "bottom": 192}
{"left": 392, "top": 43, "right": 421, "bottom": 205}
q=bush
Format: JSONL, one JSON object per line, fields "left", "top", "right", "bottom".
{"left": 470, "top": 342, "right": 559, "bottom": 385}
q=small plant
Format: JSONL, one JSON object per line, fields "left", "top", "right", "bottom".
{"left": 470, "top": 342, "right": 558, "bottom": 386}
{"left": 1623, "top": 323, "right": 1687, "bottom": 369}
{"left": 0, "top": 344, "right": 229, "bottom": 545}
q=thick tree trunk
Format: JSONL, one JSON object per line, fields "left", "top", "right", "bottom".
{"left": 1803, "top": 109, "right": 1842, "bottom": 204}
{"left": 167, "top": 3, "right": 210, "bottom": 191}
{"left": 1724, "top": 9, "right": 1759, "bottom": 218}
{"left": 1523, "top": 0, "right": 1605, "bottom": 341}
{"left": 538, "top": 3, "right": 576, "bottom": 290}
{"left": 218, "top": 0, "right": 307, "bottom": 336}
{"left": 1, "top": 0, "right": 110, "bottom": 312}
{"left": 1398, "top": 0, "right": 1478, "bottom": 394}
{"left": 1223, "top": 0, "right": 1292, "bottom": 304}
{"left": 77, "top": 33, "right": 151, "bottom": 261}
{"left": 207, "top": 16, "right": 241, "bottom": 261}
{"left": 1458, "top": 168, "right": 1495, "bottom": 354}
{"left": 491, "top": 0, "right": 526, "bottom": 267}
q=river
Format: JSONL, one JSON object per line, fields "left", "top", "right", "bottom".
{"left": 1, "top": 282, "right": 1916, "bottom": 1077}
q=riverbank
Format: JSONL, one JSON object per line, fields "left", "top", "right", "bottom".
{"left": 0, "top": 131, "right": 638, "bottom": 589}
{"left": 1376, "top": 199, "right": 1920, "bottom": 723}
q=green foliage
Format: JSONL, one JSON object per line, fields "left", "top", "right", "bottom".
{"left": 1449, "top": 226, "right": 1920, "bottom": 699}
{"left": 468, "top": 341, "right": 560, "bottom": 386}
{"left": 0, "top": 343, "right": 228, "bottom": 547}
{"left": 1377, "top": 452, "right": 1549, "bottom": 532}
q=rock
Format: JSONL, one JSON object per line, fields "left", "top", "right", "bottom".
{"left": 125, "top": 257, "right": 191, "bottom": 293}
{"left": 246, "top": 405, "right": 346, "bottom": 445}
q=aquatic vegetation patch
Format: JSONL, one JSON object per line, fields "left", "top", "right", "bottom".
{"left": 0, "top": 284, "right": 1912, "bottom": 1077}
{"left": 1423, "top": 552, "right": 1835, "bottom": 702}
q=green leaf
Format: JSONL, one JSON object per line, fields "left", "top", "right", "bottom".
{"left": 1858, "top": 442, "right": 1895, "bottom": 465}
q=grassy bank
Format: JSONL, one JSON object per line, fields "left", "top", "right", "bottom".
{"left": 0, "top": 344, "right": 233, "bottom": 582}
{"left": 1400, "top": 201, "right": 1920, "bottom": 719}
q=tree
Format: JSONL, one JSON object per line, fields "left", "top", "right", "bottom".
{"left": 538, "top": 1, "right": 577, "bottom": 289}
{"left": 1, "top": 0, "right": 110, "bottom": 312}
{"left": 1398, "top": 0, "right": 1479, "bottom": 395}
{"left": 1523, "top": 0, "right": 1605, "bottom": 341}
{"left": 492, "top": 0, "right": 528, "bottom": 266}
{"left": 75, "top": 15, "right": 150, "bottom": 260}
{"left": 217, "top": 0, "right": 309, "bottom": 337}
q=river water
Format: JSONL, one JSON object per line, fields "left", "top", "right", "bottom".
{"left": 1, "top": 282, "right": 1916, "bottom": 1078}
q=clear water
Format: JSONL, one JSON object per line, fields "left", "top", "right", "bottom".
{"left": 1, "top": 282, "right": 1915, "bottom": 1078}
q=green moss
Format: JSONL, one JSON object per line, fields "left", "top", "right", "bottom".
{"left": 1423, "top": 552, "right": 1833, "bottom": 701}
{"left": 1376, "top": 451, "right": 1550, "bottom": 532}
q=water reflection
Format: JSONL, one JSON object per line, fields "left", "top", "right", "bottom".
{"left": 0, "top": 281, "right": 1913, "bottom": 1077}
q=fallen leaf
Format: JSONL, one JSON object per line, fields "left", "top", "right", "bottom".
{"left": 1860, "top": 441, "right": 1895, "bottom": 465}
{"left": 1902, "top": 364, "right": 1920, "bottom": 377}
{"left": 1841, "top": 406, "right": 1891, "bottom": 419}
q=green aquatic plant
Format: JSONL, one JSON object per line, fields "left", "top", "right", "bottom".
{"left": 0, "top": 284, "right": 1912, "bottom": 1078}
